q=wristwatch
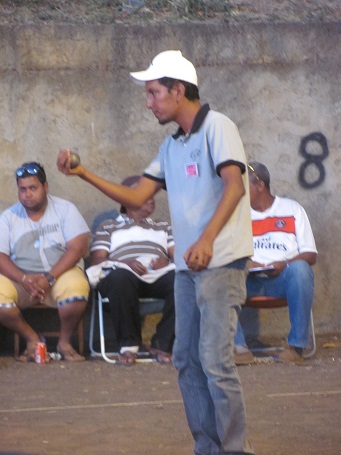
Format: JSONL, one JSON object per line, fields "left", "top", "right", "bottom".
{"left": 44, "top": 272, "right": 56, "bottom": 287}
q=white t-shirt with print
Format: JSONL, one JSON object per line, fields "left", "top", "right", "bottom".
{"left": 0, "top": 195, "right": 89, "bottom": 273}
{"left": 251, "top": 196, "right": 317, "bottom": 265}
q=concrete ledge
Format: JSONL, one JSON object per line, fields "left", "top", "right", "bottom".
{"left": 0, "top": 22, "right": 340, "bottom": 72}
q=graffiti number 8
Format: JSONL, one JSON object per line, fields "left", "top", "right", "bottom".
{"left": 298, "top": 132, "right": 328, "bottom": 189}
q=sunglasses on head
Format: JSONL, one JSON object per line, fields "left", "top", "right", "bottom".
{"left": 16, "top": 164, "right": 43, "bottom": 178}
{"left": 247, "top": 163, "right": 261, "bottom": 182}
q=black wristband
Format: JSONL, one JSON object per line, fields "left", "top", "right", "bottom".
{"left": 44, "top": 272, "right": 56, "bottom": 287}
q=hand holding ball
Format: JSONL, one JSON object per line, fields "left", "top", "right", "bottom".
{"left": 70, "top": 152, "right": 81, "bottom": 169}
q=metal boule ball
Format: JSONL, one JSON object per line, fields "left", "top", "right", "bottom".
{"left": 70, "top": 152, "right": 81, "bottom": 169}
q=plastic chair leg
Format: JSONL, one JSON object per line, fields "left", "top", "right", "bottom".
{"left": 89, "top": 293, "right": 99, "bottom": 356}
{"left": 89, "top": 292, "right": 118, "bottom": 361}
{"left": 303, "top": 310, "right": 316, "bottom": 359}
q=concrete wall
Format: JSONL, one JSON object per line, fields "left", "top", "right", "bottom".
{"left": 0, "top": 22, "right": 340, "bottom": 336}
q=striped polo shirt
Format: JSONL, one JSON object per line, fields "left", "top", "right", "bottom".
{"left": 90, "top": 214, "right": 174, "bottom": 264}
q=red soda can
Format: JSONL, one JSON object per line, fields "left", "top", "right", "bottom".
{"left": 35, "top": 342, "right": 47, "bottom": 364}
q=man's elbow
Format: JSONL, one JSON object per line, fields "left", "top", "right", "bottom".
{"left": 90, "top": 249, "right": 108, "bottom": 266}
{"left": 80, "top": 245, "right": 90, "bottom": 258}
{"left": 311, "top": 253, "right": 318, "bottom": 266}
{"left": 90, "top": 255, "right": 104, "bottom": 266}
{"left": 73, "top": 242, "right": 89, "bottom": 260}
{"left": 306, "top": 252, "right": 317, "bottom": 266}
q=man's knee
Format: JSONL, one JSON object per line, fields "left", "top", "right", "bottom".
{"left": 0, "top": 304, "right": 22, "bottom": 328}
{"left": 0, "top": 274, "right": 19, "bottom": 305}
{"left": 58, "top": 298, "right": 87, "bottom": 315}
{"left": 286, "top": 260, "right": 314, "bottom": 281}
{"left": 100, "top": 268, "right": 137, "bottom": 294}
{"left": 52, "top": 268, "right": 90, "bottom": 306}
{"left": 109, "top": 268, "right": 134, "bottom": 282}
{"left": 163, "top": 270, "right": 175, "bottom": 292}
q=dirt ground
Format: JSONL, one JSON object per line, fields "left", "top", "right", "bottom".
{"left": 0, "top": 333, "right": 340, "bottom": 455}
{"left": 0, "top": 0, "right": 340, "bottom": 25}
{"left": 0, "top": 2, "right": 340, "bottom": 454}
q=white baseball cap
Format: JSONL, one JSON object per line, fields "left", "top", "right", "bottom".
{"left": 130, "top": 50, "right": 198, "bottom": 87}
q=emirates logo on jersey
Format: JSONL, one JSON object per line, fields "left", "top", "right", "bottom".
{"left": 275, "top": 220, "right": 286, "bottom": 228}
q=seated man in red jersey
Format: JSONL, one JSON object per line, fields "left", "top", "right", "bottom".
{"left": 234, "top": 162, "right": 317, "bottom": 365}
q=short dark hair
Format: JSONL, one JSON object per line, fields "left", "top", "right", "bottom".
{"left": 15, "top": 161, "right": 47, "bottom": 185}
{"left": 159, "top": 77, "right": 200, "bottom": 101}
{"left": 248, "top": 161, "right": 271, "bottom": 189}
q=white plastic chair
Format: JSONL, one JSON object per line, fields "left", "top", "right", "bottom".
{"left": 89, "top": 289, "right": 165, "bottom": 363}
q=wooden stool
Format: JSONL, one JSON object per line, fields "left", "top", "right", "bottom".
{"left": 14, "top": 303, "right": 84, "bottom": 358}
{"left": 246, "top": 296, "right": 288, "bottom": 309}
{"left": 245, "top": 296, "right": 316, "bottom": 358}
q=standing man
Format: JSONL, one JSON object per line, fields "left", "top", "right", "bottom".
{"left": 58, "top": 50, "right": 254, "bottom": 454}
{"left": 0, "top": 162, "right": 90, "bottom": 362}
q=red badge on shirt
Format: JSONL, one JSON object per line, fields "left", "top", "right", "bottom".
{"left": 185, "top": 163, "right": 199, "bottom": 177}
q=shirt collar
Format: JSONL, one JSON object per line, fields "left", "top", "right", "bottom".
{"left": 172, "top": 103, "right": 210, "bottom": 140}
{"left": 122, "top": 213, "right": 152, "bottom": 224}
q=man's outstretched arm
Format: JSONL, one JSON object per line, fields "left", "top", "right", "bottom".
{"left": 57, "top": 149, "right": 162, "bottom": 209}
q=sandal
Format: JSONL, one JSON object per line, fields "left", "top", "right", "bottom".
{"left": 57, "top": 346, "right": 85, "bottom": 362}
{"left": 16, "top": 347, "right": 36, "bottom": 363}
{"left": 149, "top": 348, "right": 173, "bottom": 364}
{"left": 117, "top": 351, "right": 137, "bottom": 366}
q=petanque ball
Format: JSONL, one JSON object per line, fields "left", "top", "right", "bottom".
{"left": 70, "top": 152, "right": 81, "bottom": 169}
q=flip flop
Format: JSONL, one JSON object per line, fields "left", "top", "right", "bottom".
{"left": 57, "top": 346, "right": 85, "bottom": 362}
{"left": 16, "top": 347, "right": 36, "bottom": 363}
{"left": 117, "top": 351, "right": 137, "bottom": 366}
{"left": 149, "top": 348, "right": 173, "bottom": 364}
{"left": 16, "top": 347, "right": 51, "bottom": 363}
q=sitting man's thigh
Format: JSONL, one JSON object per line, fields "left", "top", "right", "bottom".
{"left": 246, "top": 274, "right": 285, "bottom": 298}
{"left": 0, "top": 274, "right": 24, "bottom": 308}
{"left": 0, "top": 269, "right": 89, "bottom": 310}
{"left": 50, "top": 267, "right": 90, "bottom": 307}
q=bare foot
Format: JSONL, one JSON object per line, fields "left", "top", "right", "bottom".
{"left": 149, "top": 348, "right": 173, "bottom": 364}
{"left": 57, "top": 343, "right": 85, "bottom": 362}
{"left": 117, "top": 351, "right": 137, "bottom": 366}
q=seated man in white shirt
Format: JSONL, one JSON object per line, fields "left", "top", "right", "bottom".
{"left": 90, "top": 175, "right": 175, "bottom": 365}
{"left": 0, "top": 162, "right": 90, "bottom": 362}
{"left": 234, "top": 162, "right": 318, "bottom": 365}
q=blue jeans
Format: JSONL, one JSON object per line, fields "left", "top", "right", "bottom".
{"left": 234, "top": 260, "right": 314, "bottom": 348}
{"left": 173, "top": 261, "right": 254, "bottom": 455}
